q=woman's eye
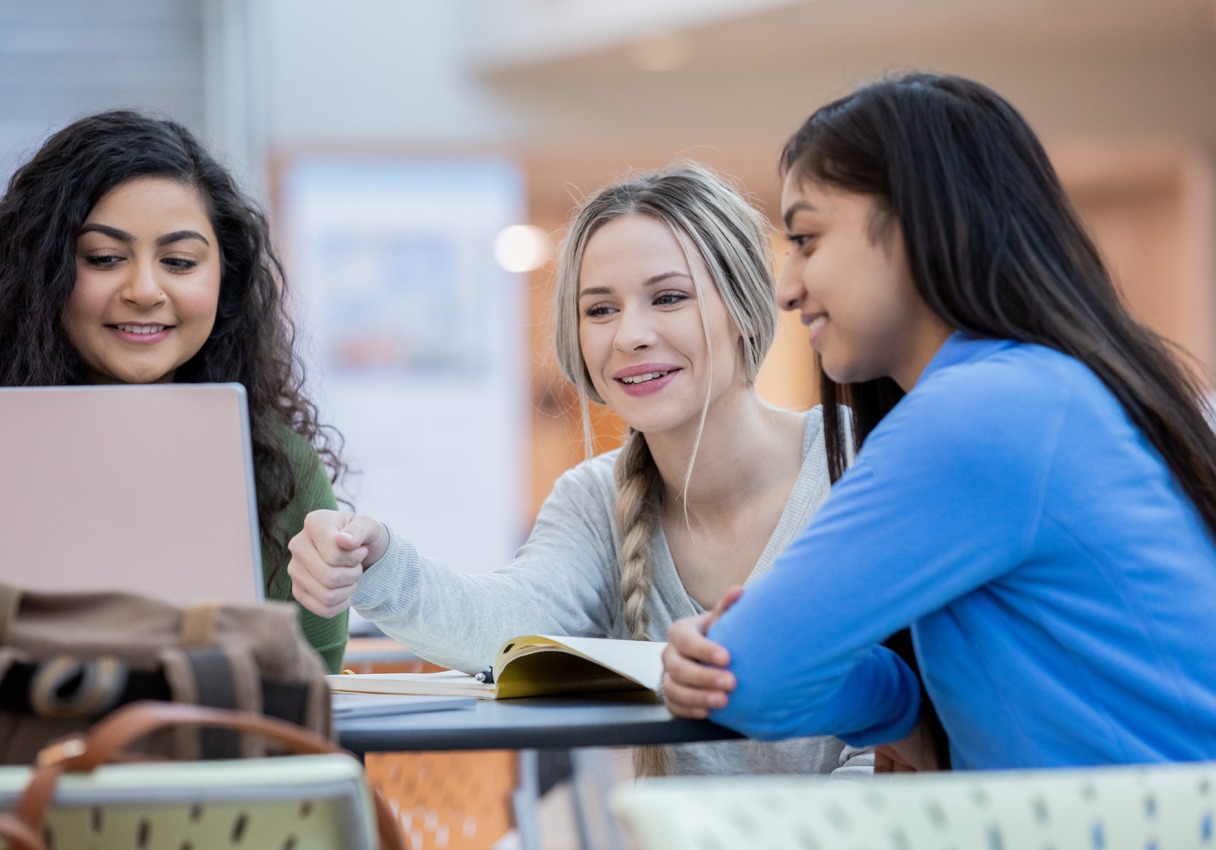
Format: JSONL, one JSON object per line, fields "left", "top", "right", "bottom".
{"left": 785, "top": 233, "right": 812, "bottom": 250}
{"left": 582, "top": 303, "right": 616, "bottom": 318}
{"left": 84, "top": 254, "right": 123, "bottom": 269}
{"left": 162, "top": 256, "right": 199, "bottom": 273}
{"left": 654, "top": 291, "right": 690, "bottom": 307}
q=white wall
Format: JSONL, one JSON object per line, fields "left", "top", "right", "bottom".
{"left": 466, "top": 0, "right": 803, "bottom": 70}
{"left": 265, "top": 0, "right": 514, "bottom": 145}
{"left": 0, "top": 0, "right": 206, "bottom": 189}
{"left": 256, "top": 1, "right": 1216, "bottom": 187}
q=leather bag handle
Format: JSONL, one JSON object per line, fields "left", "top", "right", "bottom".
{"left": 17, "top": 701, "right": 406, "bottom": 850}
{"left": 0, "top": 812, "right": 47, "bottom": 850}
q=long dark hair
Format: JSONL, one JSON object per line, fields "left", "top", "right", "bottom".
{"left": 0, "top": 109, "right": 345, "bottom": 578}
{"left": 782, "top": 73, "right": 1216, "bottom": 539}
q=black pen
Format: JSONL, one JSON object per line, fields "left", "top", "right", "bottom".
{"left": 475, "top": 667, "right": 494, "bottom": 684}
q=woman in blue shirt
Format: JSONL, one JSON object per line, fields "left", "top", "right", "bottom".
{"left": 661, "top": 72, "right": 1216, "bottom": 770}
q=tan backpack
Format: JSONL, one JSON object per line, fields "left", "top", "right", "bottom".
{"left": 0, "top": 583, "right": 331, "bottom": 764}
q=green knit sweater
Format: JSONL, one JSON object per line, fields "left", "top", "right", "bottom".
{"left": 262, "top": 428, "right": 348, "bottom": 673}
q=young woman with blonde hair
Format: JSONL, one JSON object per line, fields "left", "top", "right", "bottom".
{"left": 289, "top": 162, "right": 869, "bottom": 776}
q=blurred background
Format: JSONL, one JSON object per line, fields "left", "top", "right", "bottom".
{"left": 3, "top": 0, "right": 1215, "bottom": 571}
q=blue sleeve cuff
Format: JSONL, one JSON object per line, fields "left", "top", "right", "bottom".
{"left": 837, "top": 679, "right": 921, "bottom": 748}
{"left": 707, "top": 642, "right": 923, "bottom": 746}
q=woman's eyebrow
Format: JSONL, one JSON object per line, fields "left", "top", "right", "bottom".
{"left": 782, "top": 200, "right": 815, "bottom": 231}
{"left": 643, "top": 272, "right": 692, "bottom": 287}
{"left": 156, "top": 230, "right": 210, "bottom": 247}
{"left": 77, "top": 224, "right": 211, "bottom": 248}
{"left": 578, "top": 271, "right": 692, "bottom": 299}
{"left": 78, "top": 223, "right": 134, "bottom": 242}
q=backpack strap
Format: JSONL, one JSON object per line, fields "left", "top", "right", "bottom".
{"left": 0, "top": 584, "right": 23, "bottom": 647}
{"left": 160, "top": 643, "right": 267, "bottom": 758}
{"left": 178, "top": 601, "right": 223, "bottom": 648}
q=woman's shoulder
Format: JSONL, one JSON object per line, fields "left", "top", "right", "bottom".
{"left": 530, "top": 448, "right": 624, "bottom": 537}
{"left": 877, "top": 338, "right": 1093, "bottom": 465}
{"left": 272, "top": 423, "right": 325, "bottom": 471}
{"left": 550, "top": 447, "right": 623, "bottom": 497}
{"left": 800, "top": 405, "right": 825, "bottom": 446}
{"left": 272, "top": 424, "right": 337, "bottom": 509}
{"left": 917, "top": 338, "right": 1086, "bottom": 418}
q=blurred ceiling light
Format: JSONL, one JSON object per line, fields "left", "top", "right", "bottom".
{"left": 630, "top": 30, "right": 690, "bottom": 72}
{"left": 494, "top": 224, "right": 551, "bottom": 273}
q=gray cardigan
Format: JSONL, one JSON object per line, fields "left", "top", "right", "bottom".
{"left": 353, "top": 406, "right": 871, "bottom": 776}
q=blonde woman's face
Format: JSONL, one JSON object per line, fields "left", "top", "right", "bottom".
{"left": 576, "top": 214, "right": 743, "bottom": 438}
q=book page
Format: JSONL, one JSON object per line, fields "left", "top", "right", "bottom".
{"left": 495, "top": 636, "right": 666, "bottom": 693}
{"left": 326, "top": 670, "right": 495, "bottom": 699}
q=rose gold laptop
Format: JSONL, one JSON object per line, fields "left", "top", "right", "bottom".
{"left": 0, "top": 384, "right": 264, "bottom": 606}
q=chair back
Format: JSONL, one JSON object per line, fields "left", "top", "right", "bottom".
{"left": 612, "top": 761, "right": 1216, "bottom": 850}
{"left": 0, "top": 701, "right": 404, "bottom": 850}
{"left": 0, "top": 754, "right": 380, "bottom": 849}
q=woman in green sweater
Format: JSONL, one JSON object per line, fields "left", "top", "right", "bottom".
{"left": 0, "top": 110, "right": 349, "bottom": 671}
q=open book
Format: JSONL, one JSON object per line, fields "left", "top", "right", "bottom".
{"left": 328, "top": 635, "right": 666, "bottom": 700}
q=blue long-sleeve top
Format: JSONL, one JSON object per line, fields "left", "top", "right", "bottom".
{"left": 709, "top": 333, "right": 1216, "bottom": 769}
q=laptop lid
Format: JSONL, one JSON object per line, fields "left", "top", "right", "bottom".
{"left": 0, "top": 383, "right": 264, "bottom": 606}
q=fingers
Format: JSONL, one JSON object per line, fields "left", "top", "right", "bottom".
{"left": 667, "top": 612, "right": 730, "bottom": 668}
{"left": 661, "top": 615, "right": 736, "bottom": 719}
{"left": 334, "top": 514, "right": 392, "bottom": 566}
{"left": 887, "top": 712, "right": 945, "bottom": 772}
{"left": 710, "top": 584, "right": 745, "bottom": 619}
{"left": 294, "top": 511, "right": 365, "bottom": 566}
{"left": 287, "top": 510, "right": 383, "bottom": 618}
{"left": 875, "top": 741, "right": 922, "bottom": 773}
{"left": 288, "top": 536, "right": 360, "bottom": 619}
{"left": 662, "top": 660, "right": 734, "bottom": 719}
{"left": 661, "top": 586, "right": 747, "bottom": 716}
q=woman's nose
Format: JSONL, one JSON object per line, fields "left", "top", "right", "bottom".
{"left": 614, "top": 306, "right": 655, "bottom": 351}
{"left": 775, "top": 260, "right": 805, "bottom": 313}
{"left": 121, "top": 261, "right": 166, "bottom": 307}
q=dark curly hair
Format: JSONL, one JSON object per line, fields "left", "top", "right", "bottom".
{"left": 0, "top": 109, "right": 346, "bottom": 580}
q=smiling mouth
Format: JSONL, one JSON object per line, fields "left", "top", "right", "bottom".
{"left": 112, "top": 324, "right": 170, "bottom": 335}
{"left": 806, "top": 315, "right": 827, "bottom": 334}
{"left": 618, "top": 370, "right": 672, "bottom": 385}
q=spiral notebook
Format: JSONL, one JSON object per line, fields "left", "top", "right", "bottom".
{"left": 0, "top": 383, "right": 264, "bottom": 606}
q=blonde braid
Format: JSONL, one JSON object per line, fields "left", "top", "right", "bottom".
{"left": 615, "top": 429, "right": 661, "bottom": 641}
{"left": 614, "top": 428, "right": 674, "bottom": 777}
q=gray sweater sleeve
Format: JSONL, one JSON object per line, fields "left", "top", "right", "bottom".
{"left": 350, "top": 410, "right": 872, "bottom": 778}
{"left": 351, "top": 451, "right": 625, "bottom": 674}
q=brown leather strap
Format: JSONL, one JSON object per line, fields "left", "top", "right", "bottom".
{"left": 64, "top": 701, "right": 342, "bottom": 769}
{"left": 14, "top": 759, "right": 65, "bottom": 837}
{"left": 18, "top": 701, "right": 408, "bottom": 849}
{"left": 373, "top": 786, "right": 409, "bottom": 850}
{"left": 178, "top": 602, "right": 222, "bottom": 648}
{"left": 0, "top": 811, "right": 49, "bottom": 850}
{"left": 0, "top": 583, "right": 23, "bottom": 646}
{"left": 17, "top": 702, "right": 340, "bottom": 832}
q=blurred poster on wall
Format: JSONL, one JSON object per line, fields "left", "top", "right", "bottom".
{"left": 281, "top": 158, "right": 529, "bottom": 579}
